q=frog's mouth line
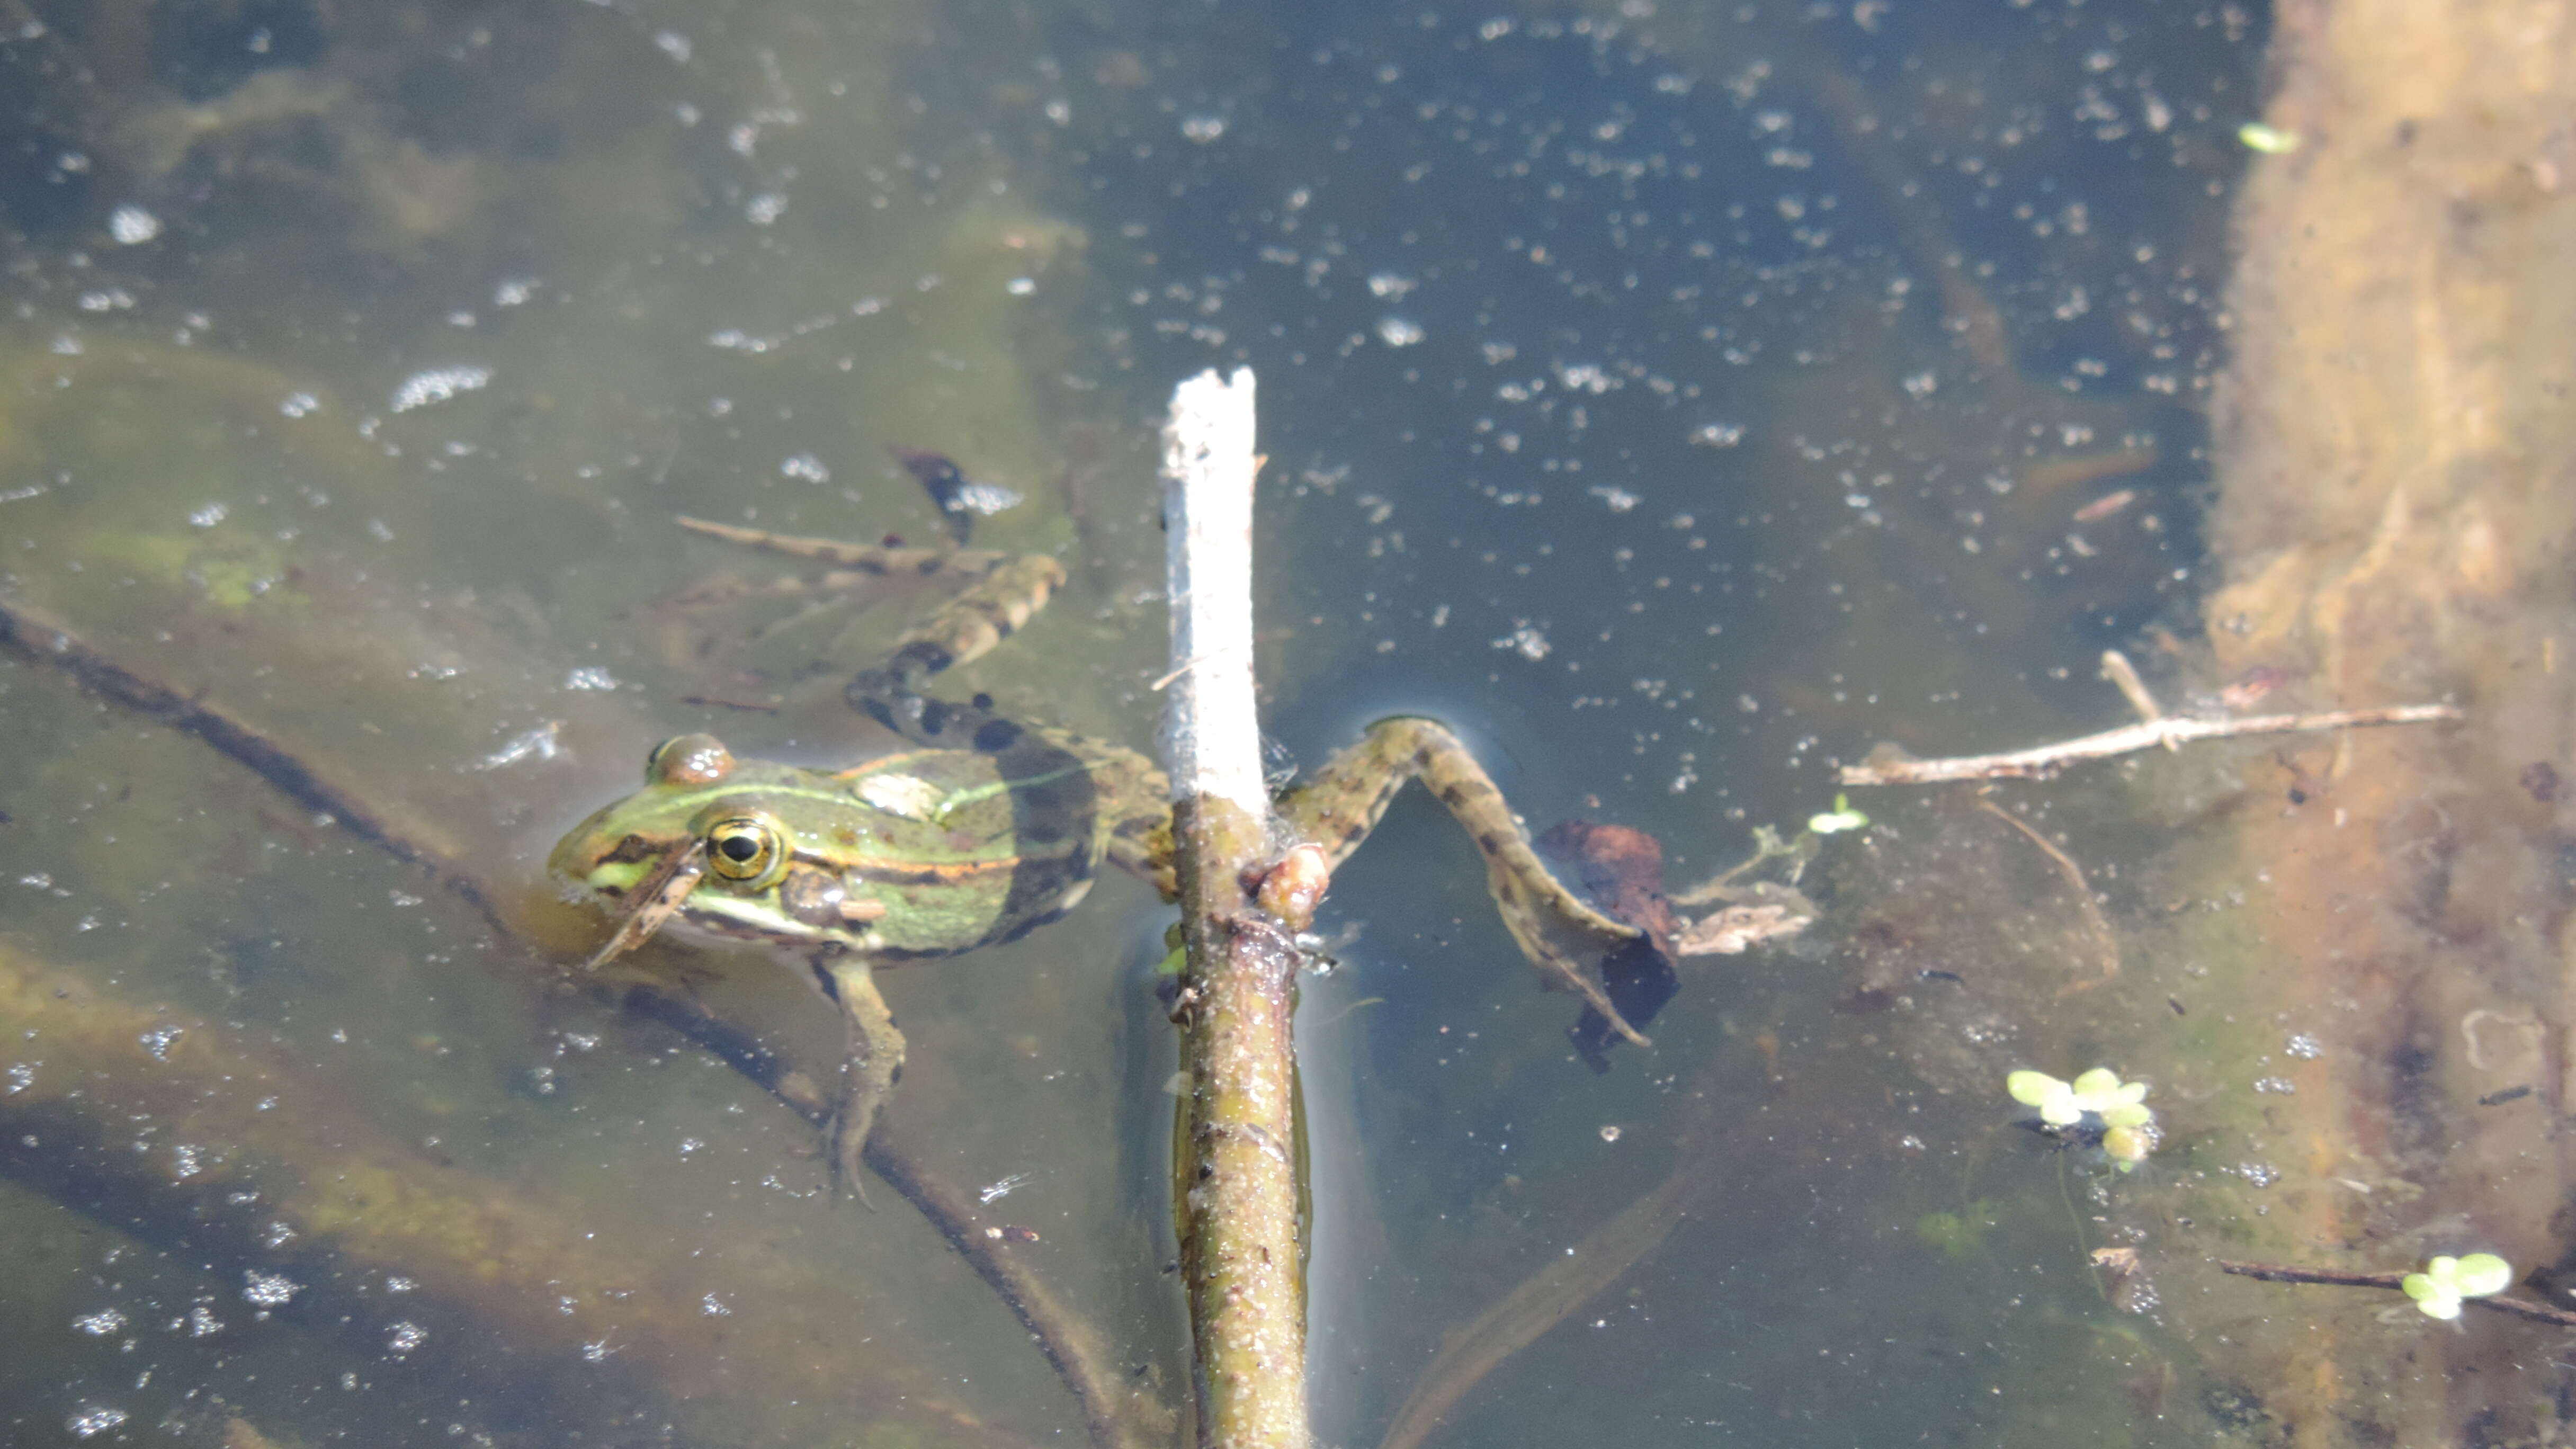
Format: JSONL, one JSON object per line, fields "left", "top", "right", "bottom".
{"left": 576, "top": 838, "right": 709, "bottom": 971}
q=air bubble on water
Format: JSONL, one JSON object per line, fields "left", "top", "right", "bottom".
{"left": 1180, "top": 113, "right": 1227, "bottom": 143}
{"left": 386, "top": 1320, "right": 426, "bottom": 1355}
{"left": 2284, "top": 1033, "right": 2323, "bottom": 1059}
{"left": 478, "top": 721, "right": 565, "bottom": 770}
{"left": 1377, "top": 317, "right": 1425, "bottom": 347}
{"left": 139, "top": 1027, "right": 183, "bottom": 1061}
{"left": 701, "top": 1294, "right": 732, "bottom": 1317}
{"left": 389, "top": 366, "right": 491, "bottom": 413}
{"left": 71, "top": 1308, "right": 126, "bottom": 1336}
{"left": 1367, "top": 272, "right": 1418, "bottom": 300}
{"left": 2236, "top": 1161, "right": 2280, "bottom": 1187}
{"left": 1599, "top": 1125, "right": 1622, "bottom": 1142}
{"left": 1690, "top": 422, "right": 1743, "bottom": 448}
{"left": 780, "top": 454, "right": 831, "bottom": 483}
{"left": 244, "top": 1271, "right": 299, "bottom": 1307}
{"left": 68, "top": 1406, "right": 128, "bottom": 1438}
{"left": 280, "top": 392, "right": 319, "bottom": 419}
{"left": 108, "top": 205, "right": 160, "bottom": 244}
{"left": 654, "top": 30, "right": 691, "bottom": 62}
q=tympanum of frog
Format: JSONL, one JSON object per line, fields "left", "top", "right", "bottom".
{"left": 549, "top": 517, "right": 1647, "bottom": 1195}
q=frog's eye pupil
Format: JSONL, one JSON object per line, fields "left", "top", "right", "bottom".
{"left": 700, "top": 815, "right": 789, "bottom": 889}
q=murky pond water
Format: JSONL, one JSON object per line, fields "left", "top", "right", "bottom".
{"left": 0, "top": 1, "right": 2381, "bottom": 1446}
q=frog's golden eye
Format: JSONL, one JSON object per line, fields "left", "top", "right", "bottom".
{"left": 648, "top": 734, "right": 735, "bottom": 786}
{"left": 701, "top": 813, "right": 791, "bottom": 890}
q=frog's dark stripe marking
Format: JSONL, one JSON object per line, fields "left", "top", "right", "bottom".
{"left": 603, "top": 835, "right": 668, "bottom": 866}
{"left": 891, "top": 640, "right": 954, "bottom": 677}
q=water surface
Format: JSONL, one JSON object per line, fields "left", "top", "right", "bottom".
{"left": 0, "top": 2, "right": 2277, "bottom": 1445}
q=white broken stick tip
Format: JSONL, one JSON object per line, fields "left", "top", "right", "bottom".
{"left": 1838, "top": 702, "right": 2464, "bottom": 788}
{"left": 1158, "top": 367, "right": 1267, "bottom": 816}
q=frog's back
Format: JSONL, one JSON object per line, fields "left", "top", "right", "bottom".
{"left": 834, "top": 743, "right": 1114, "bottom": 956}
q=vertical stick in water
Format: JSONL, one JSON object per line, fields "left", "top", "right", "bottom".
{"left": 1159, "top": 368, "right": 1310, "bottom": 1449}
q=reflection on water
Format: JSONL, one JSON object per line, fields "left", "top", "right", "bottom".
{"left": 0, "top": 0, "right": 2322, "bottom": 1445}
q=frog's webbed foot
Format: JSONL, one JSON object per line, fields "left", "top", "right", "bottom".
{"left": 817, "top": 956, "right": 906, "bottom": 1208}
{"left": 1273, "top": 717, "right": 1653, "bottom": 1046}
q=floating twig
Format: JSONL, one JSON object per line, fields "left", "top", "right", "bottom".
{"left": 1158, "top": 368, "right": 1311, "bottom": 1449}
{"left": 2217, "top": 1259, "right": 2576, "bottom": 1328}
{"left": 1839, "top": 702, "right": 2461, "bottom": 787}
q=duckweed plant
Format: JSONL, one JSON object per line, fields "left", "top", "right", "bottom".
{"left": 2006, "top": 1068, "right": 2160, "bottom": 1170}
{"left": 2403, "top": 1255, "right": 2513, "bottom": 1320}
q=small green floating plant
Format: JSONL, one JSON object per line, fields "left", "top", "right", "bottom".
{"left": 1805, "top": 794, "right": 1870, "bottom": 835}
{"left": 2006, "top": 1067, "right": 2159, "bottom": 1170}
{"left": 2402, "top": 1253, "right": 2513, "bottom": 1320}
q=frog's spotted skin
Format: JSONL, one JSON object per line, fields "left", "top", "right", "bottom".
{"left": 1273, "top": 719, "right": 1647, "bottom": 1046}
{"left": 551, "top": 520, "right": 1641, "bottom": 1196}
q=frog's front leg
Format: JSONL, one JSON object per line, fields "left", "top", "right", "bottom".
{"left": 816, "top": 955, "right": 906, "bottom": 1204}
{"left": 1274, "top": 718, "right": 1652, "bottom": 1045}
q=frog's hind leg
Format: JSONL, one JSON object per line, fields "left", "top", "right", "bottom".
{"left": 1274, "top": 717, "right": 1652, "bottom": 1046}
{"left": 666, "top": 518, "right": 1032, "bottom": 664}
{"left": 844, "top": 553, "right": 1075, "bottom": 753}
{"left": 815, "top": 955, "right": 907, "bottom": 1206}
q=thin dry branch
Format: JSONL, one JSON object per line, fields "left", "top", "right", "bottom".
{"left": 1838, "top": 702, "right": 2462, "bottom": 788}
{"left": 1159, "top": 367, "right": 1311, "bottom": 1449}
{"left": 2216, "top": 1260, "right": 2576, "bottom": 1329}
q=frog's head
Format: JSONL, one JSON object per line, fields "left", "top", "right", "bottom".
{"left": 549, "top": 732, "right": 893, "bottom": 963}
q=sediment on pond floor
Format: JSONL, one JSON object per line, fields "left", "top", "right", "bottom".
{"left": 2162, "top": 1, "right": 2576, "bottom": 1443}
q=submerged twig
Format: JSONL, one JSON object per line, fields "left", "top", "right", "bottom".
{"left": 1158, "top": 368, "right": 1310, "bottom": 1449}
{"left": 0, "top": 593, "right": 1166, "bottom": 1449}
{"left": 1838, "top": 702, "right": 2461, "bottom": 787}
{"left": 2216, "top": 1260, "right": 2576, "bottom": 1328}
{"left": 1378, "top": 1160, "right": 1702, "bottom": 1449}
{"left": 0, "top": 940, "right": 1041, "bottom": 1449}
{"left": 1973, "top": 799, "right": 2119, "bottom": 994}
{"left": 1377, "top": 1040, "right": 1745, "bottom": 1449}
